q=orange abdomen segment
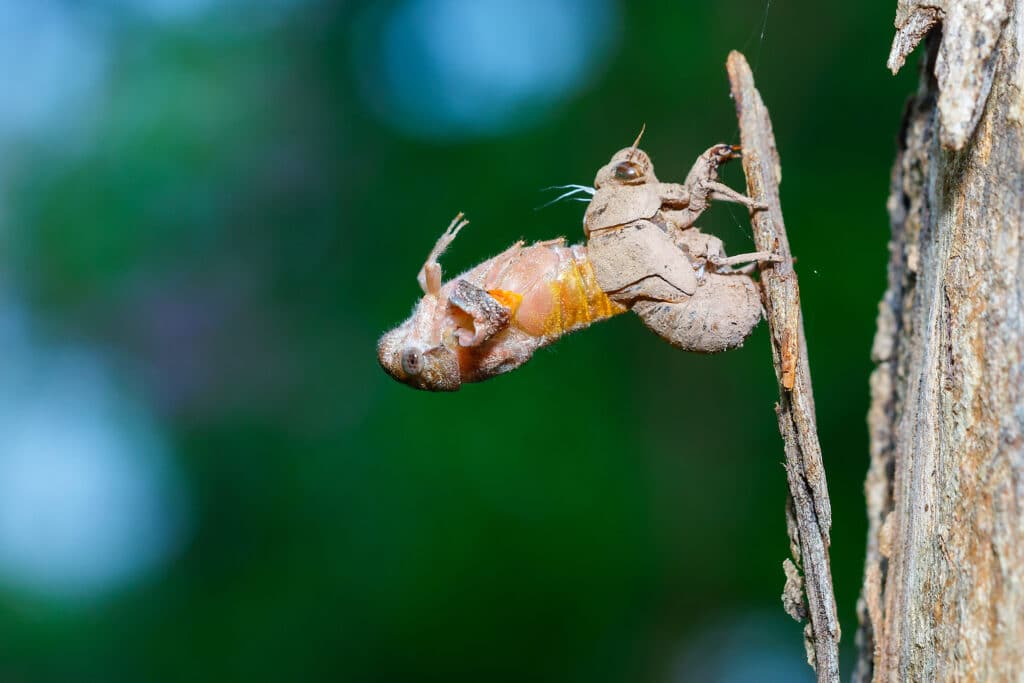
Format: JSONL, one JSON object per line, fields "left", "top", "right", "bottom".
{"left": 492, "top": 242, "right": 625, "bottom": 340}
{"left": 539, "top": 249, "right": 626, "bottom": 339}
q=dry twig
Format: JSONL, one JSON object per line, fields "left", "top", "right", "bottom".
{"left": 726, "top": 51, "right": 841, "bottom": 683}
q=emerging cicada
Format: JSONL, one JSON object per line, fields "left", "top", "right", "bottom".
{"left": 377, "top": 137, "right": 779, "bottom": 391}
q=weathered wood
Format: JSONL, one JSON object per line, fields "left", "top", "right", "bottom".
{"left": 727, "top": 51, "right": 842, "bottom": 683}
{"left": 855, "top": 2, "right": 1024, "bottom": 681}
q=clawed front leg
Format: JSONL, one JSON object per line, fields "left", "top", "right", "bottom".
{"left": 418, "top": 213, "right": 469, "bottom": 295}
{"left": 666, "top": 144, "right": 767, "bottom": 229}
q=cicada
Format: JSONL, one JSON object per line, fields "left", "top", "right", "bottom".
{"left": 377, "top": 137, "right": 778, "bottom": 391}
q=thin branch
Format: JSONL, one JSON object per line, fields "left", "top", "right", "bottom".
{"left": 726, "top": 50, "right": 841, "bottom": 683}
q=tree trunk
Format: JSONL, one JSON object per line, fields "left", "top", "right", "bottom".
{"left": 855, "top": 1, "right": 1024, "bottom": 681}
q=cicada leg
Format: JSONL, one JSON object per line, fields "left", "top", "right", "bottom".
{"left": 418, "top": 213, "right": 469, "bottom": 296}
{"left": 709, "top": 250, "right": 782, "bottom": 273}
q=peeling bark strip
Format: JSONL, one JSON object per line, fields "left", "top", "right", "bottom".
{"left": 855, "top": 2, "right": 1024, "bottom": 681}
{"left": 888, "top": 0, "right": 1011, "bottom": 149}
{"left": 726, "top": 51, "right": 841, "bottom": 683}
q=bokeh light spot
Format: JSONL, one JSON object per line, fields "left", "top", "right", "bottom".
{"left": 0, "top": 307, "right": 190, "bottom": 600}
{"left": 0, "top": 2, "right": 106, "bottom": 141}
{"left": 355, "top": 0, "right": 619, "bottom": 139}
{"left": 671, "top": 612, "right": 813, "bottom": 683}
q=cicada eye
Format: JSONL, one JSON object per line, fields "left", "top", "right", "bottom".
{"left": 401, "top": 348, "right": 423, "bottom": 376}
{"left": 613, "top": 160, "right": 644, "bottom": 181}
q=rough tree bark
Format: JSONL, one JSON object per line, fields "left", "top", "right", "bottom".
{"left": 855, "top": 1, "right": 1024, "bottom": 681}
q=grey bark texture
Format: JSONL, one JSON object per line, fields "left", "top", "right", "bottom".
{"left": 727, "top": 52, "right": 842, "bottom": 683}
{"left": 854, "top": 2, "right": 1024, "bottom": 681}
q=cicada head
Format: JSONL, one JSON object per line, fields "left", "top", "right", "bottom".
{"left": 594, "top": 146, "right": 657, "bottom": 189}
{"left": 377, "top": 298, "right": 462, "bottom": 391}
{"left": 594, "top": 126, "right": 657, "bottom": 188}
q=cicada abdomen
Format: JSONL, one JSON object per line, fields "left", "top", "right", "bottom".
{"left": 377, "top": 216, "right": 625, "bottom": 391}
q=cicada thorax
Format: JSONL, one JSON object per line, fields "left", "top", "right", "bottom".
{"left": 586, "top": 216, "right": 698, "bottom": 305}
{"left": 584, "top": 207, "right": 764, "bottom": 354}
{"left": 584, "top": 149, "right": 694, "bottom": 304}
{"left": 583, "top": 183, "right": 663, "bottom": 236}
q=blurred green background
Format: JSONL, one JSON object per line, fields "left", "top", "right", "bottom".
{"left": 0, "top": 1, "right": 916, "bottom": 681}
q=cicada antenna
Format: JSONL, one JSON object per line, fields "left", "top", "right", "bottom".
{"left": 626, "top": 123, "right": 647, "bottom": 161}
